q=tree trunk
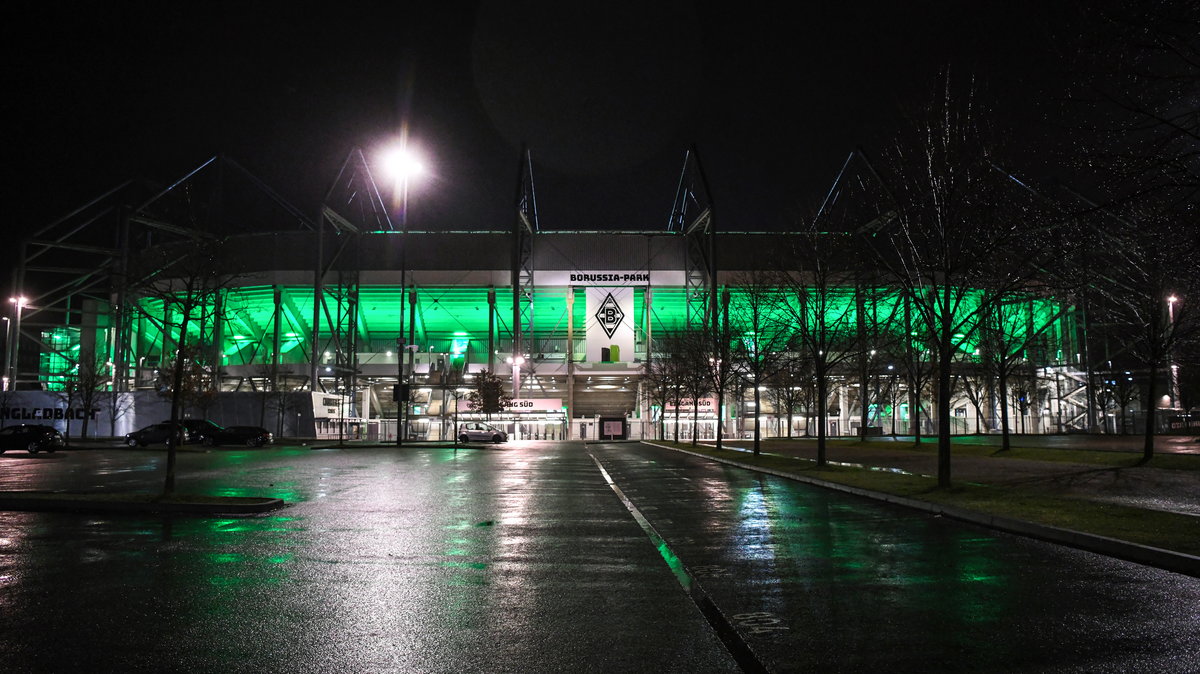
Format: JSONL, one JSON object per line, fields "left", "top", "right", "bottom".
{"left": 1142, "top": 363, "right": 1158, "bottom": 463}
{"left": 816, "top": 366, "right": 828, "bottom": 466}
{"left": 691, "top": 405, "right": 698, "bottom": 446}
{"left": 164, "top": 306, "right": 192, "bottom": 495}
{"left": 715, "top": 387, "right": 724, "bottom": 451}
{"left": 937, "top": 351, "right": 953, "bottom": 488}
{"left": 856, "top": 285, "right": 869, "bottom": 441}
{"left": 998, "top": 369, "right": 1011, "bottom": 452}
{"left": 911, "top": 381, "right": 922, "bottom": 444}
{"left": 937, "top": 284, "right": 953, "bottom": 487}
{"left": 753, "top": 379, "right": 761, "bottom": 455}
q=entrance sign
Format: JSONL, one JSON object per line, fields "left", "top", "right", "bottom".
{"left": 585, "top": 287, "right": 635, "bottom": 362}
{"left": 665, "top": 397, "right": 717, "bottom": 413}
{"left": 504, "top": 398, "right": 562, "bottom": 413}
{"left": 465, "top": 398, "right": 562, "bottom": 413}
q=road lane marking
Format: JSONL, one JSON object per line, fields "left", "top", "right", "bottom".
{"left": 588, "top": 450, "right": 769, "bottom": 674}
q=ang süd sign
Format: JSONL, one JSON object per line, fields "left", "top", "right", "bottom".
{"left": 664, "top": 398, "right": 717, "bottom": 413}
{"left": 464, "top": 398, "right": 563, "bottom": 413}
{"left": 1, "top": 407, "right": 100, "bottom": 421}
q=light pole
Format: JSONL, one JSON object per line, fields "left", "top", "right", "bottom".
{"left": 506, "top": 354, "right": 525, "bottom": 397}
{"left": 8, "top": 297, "right": 27, "bottom": 391}
{"left": 382, "top": 145, "right": 424, "bottom": 446}
{"left": 1168, "top": 295, "right": 1181, "bottom": 409}
{"left": 1, "top": 316, "right": 9, "bottom": 391}
{"left": 506, "top": 354, "right": 524, "bottom": 440}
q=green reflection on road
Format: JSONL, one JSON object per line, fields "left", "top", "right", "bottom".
{"left": 442, "top": 561, "right": 489, "bottom": 570}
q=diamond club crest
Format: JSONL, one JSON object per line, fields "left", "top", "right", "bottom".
{"left": 595, "top": 292, "right": 624, "bottom": 338}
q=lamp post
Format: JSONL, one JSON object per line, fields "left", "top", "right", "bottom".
{"left": 8, "top": 297, "right": 27, "bottom": 391}
{"left": 506, "top": 354, "right": 525, "bottom": 398}
{"left": 1, "top": 316, "right": 9, "bottom": 391}
{"left": 1168, "top": 295, "right": 1181, "bottom": 409}
{"left": 382, "top": 145, "right": 424, "bottom": 446}
{"left": 506, "top": 354, "right": 525, "bottom": 440}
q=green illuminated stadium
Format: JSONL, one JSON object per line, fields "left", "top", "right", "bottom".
{"left": 10, "top": 154, "right": 1085, "bottom": 441}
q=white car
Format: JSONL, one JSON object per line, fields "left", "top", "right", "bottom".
{"left": 458, "top": 423, "right": 508, "bottom": 443}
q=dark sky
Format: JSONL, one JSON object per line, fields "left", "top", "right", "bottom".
{"left": 3, "top": 1, "right": 1080, "bottom": 242}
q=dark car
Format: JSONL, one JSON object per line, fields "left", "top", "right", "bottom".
{"left": 126, "top": 422, "right": 186, "bottom": 447}
{"left": 174, "top": 419, "right": 225, "bottom": 444}
{"left": 203, "top": 425, "right": 273, "bottom": 447}
{"left": 0, "top": 424, "right": 65, "bottom": 454}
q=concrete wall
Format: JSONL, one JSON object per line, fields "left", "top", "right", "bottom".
{"left": 0, "top": 391, "right": 315, "bottom": 439}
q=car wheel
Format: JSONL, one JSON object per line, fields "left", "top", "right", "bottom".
{"left": 491, "top": 434, "right": 502, "bottom": 443}
{"left": 202, "top": 436, "right": 215, "bottom": 447}
{"left": 126, "top": 437, "right": 140, "bottom": 447}
{"left": 245, "top": 438, "right": 258, "bottom": 447}
{"left": 27, "top": 441, "right": 39, "bottom": 454}
{"left": 458, "top": 434, "right": 469, "bottom": 443}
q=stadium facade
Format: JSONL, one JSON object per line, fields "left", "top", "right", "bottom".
{"left": 4, "top": 153, "right": 1089, "bottom": 440}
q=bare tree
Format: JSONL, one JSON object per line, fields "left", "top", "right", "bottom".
{"left": 1087, "top": 208, "right": 1200, "bottom": 459}
{"left": 676, "top": 327, "right": 713, "bottom": 447}
{"left": 1069, "top": 1, "right": 1200, "bottom": 209}
{"left": 705, "top": 290, "right": 739, "bottom": 450}
{"left": 869, "top": 73, "right": 1058, "bottom": 486}
{"left": 976, "top": 295, "right": 1071, "bottom": 450}
{"left": 644, "top": 330, "right": 688, "bottom": 442}
{"left": 53, "top": 355, "right": 111, "bottom": 441}
{"left": 729, "top": 271, "right": 793, "bottom": 454}
{"left": 854, "top": 284, "right": 906, "bottom": 438}
{"left": 956, "top": 370, "right": 991, "bottom": 435}
{"left": 775, "top": 232, "right": 862, "bottom": 466}
{"left": 126, "top": 236, "right": 241, "bottom": 494}
{"left": 1066, "top": 1, "right": 1200, "bottom": 453}
{"left": 765, "top": 358, "right": 808, "bottom": 439}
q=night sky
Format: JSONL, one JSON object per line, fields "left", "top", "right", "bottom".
{"left": 4, "top": 1, "right": 1081, "bottom": 247}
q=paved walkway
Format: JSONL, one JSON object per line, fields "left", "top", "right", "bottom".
{"left": 706, "top": 436, "right": 1200, "bottom": 518}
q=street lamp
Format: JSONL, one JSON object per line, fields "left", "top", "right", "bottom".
{"left": 1168, "top": 295, "right": 1181, "bottom": 409}
{"left": 8, "top": 296, "right": 27, "bottom": 391}
{"left": 506, "top": 355, "right": 525, "bottom": 397}
{"left": 1, "top": 316, "right": 9, "bottom": 391}
{"left": 381, "top": 144, "right": 425, "bottom": 446}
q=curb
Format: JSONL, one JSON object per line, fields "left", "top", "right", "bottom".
{"left": 641, "top": 441, "right": 1200, "bottom": 579}
{"left": 309, "top": 443, "right": 466, "bottom": 450}
{"left": 0, "top": 492, "right": 286, "bottom": 515}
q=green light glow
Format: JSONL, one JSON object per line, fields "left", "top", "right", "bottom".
{"left": 38, "top": 284, "right": 1070, "bottom": 383}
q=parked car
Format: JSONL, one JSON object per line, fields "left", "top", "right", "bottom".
{"left": 173, "top": 419, "right": 225, "bottom": 444}
{"left": 202, "top": 425, "right": 273, "bottom": 447}
{"left": 128, "top": 419, "right": 273, "bottom": 448}
{"left": 458, "top": 422, "right": 508, "bottom": 443}
{"left": 126, "top": 422, "right": 186, "bottom": 447}
{"left": 0, "top": 424, "right": 65, "bottom": 454}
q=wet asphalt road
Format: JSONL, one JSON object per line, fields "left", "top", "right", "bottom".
{"left": 1, "top": 442, "right": 1199, "bottom": 673}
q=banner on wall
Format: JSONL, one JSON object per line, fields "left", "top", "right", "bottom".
{"left": 585, "top": 286, "right": 635, "bottom": 363}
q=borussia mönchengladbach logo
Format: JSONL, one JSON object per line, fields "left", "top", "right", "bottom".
{"left": 595, "top": 292, "right": 625, "bottom": 338}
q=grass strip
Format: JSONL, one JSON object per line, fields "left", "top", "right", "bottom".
{"left": 659, "top": 442, "right": 1200, "bottom": 557}
{"left": 751, "top": 437, "right": 1200, "bottom": 471}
